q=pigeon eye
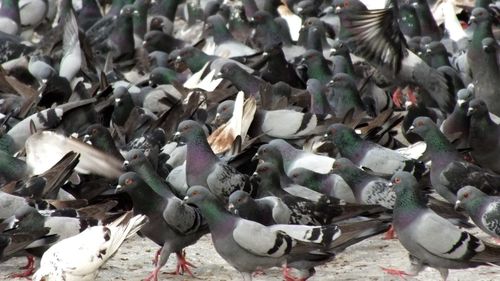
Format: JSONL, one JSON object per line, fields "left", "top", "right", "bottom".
{"left": 394, "top": 178, "right": 401, "bottom": 184}
{"left": 125, "top": 178, "right": 134, "bottom": 185}
{"left": 191, "top": 191, "right": 199, "bottom": 196}
{"left": 132, "top": 154, "right": 138, "bottom": 160}
{"left": 416, "top": 120, "right": 424, "bottom": 127}
{"left": 92, "top": 128, "right": 98, "bottom": 135}
{"left": 463, "top": 193, "right": 469, "bottom": 198}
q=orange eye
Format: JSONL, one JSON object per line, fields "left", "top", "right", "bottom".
{"left": 191, "top": 191, "right": 199, "bottom": 196}
{"left": 394, "top": 178, "right": 401, "bottom": 184}
{"left": 463, "top": 193, "right": 469, "bottom": 198}
{"left": 132, "top": 154, "right": 138, "bottom": 160}
{"left": 125, "top": 178, "right": 134, "bottom": 185}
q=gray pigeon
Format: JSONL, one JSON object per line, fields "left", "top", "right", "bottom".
{"left": 325, "top": 123, "right": 425, "bottom": 177}
{"left": 116, "top": 171, "right": 208, "bottom": 280}
{"left": 174, "top": 120, "right": 254, "bottom": 201}
{"left": 456, "top": 186, "right": 500, "bottom": 239}
{"left": 184, "top": 185, "right": 389, "bottom": 281}
{"left": 385, "top": 171, "right": 500, "bottom": 280}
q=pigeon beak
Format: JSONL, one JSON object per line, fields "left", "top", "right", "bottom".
{"left": 426, "top": 49, "right": 432, "bottom": 54}
{"left": 468, "top": 15, "right": 475, "bottom": 24}
{"left": 115, "top": 185, "right": 123, "bottom": 193}
{"left": 133, "top": 10, "right": 140, "bottom": 16}
{"left": 457, "top": 99, "right": 465, "bottom": 107}
{"left": 114, "top": 98, "right": 121, "bottom": 105}
{"left": 454, "top": 200, "right": 461, "bottom": 210}
{"left": 404, "top": 101, "right": 413, "bottom": 109}
{"left": 175, "top": 56, "right": 182, "bottom": 63}
{"left": 251, "top": 152, "right": 259, "bottom": 161}
{"left": 407, "top": 125, "right": 415, "bottom": 134}
{"left": 173, "top": 131, "right": 181, "bottom": 141}
{"left": 388, "top": 182, "right": 394, "bottom": 189}
{"left": 227, "top": 203, "right": 237, "bottom": 214}
{"left": 182, "top": 196, "right": 189, "bottom": 205}
{"left": 262, "top": 52, "right": 269, "bottom": 57}
{"left": 467, "top": 107, "right": 475, "bottom": 116}
{"left": 329, "top": 48, "right": 337, "bottom": 56}
{"left": 123, "top": 160, "right": 130, "bottom": 169}
{"left": 83, "top": 134, "right": 91, "bottom": 144}
{"left": 252, "top": 171, "right": 258, "bottom": 176}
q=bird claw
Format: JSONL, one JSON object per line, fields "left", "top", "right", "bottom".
{"left": 381, "top": 267, "right": 412, "bottom": 280}
{"left": 167, "top": 250, "right": 196, "bottom": 277}
{"left": 8, "top": 267, "right": 35, "bottom": 279}
{"left": 252, "top": 269, "right": 266, "bottom": 277}
{"left": 152, "top": 248, "right": 161, "bottom": 266}
{"left": 282, "top": 264, "right": 308, "bottom": 281}
{"left": 19, "top": 256, "right": 35, "bottom": 270}
{"left": 392, "top": 88, "right": 403, "bottom": 108}
{"left": 144, "top": 268, "right": 160, "bottom": 281}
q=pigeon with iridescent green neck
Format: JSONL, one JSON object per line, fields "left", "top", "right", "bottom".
{"left": 383, "top": 171, "right": 500, "bottom": 280}
{"left": 325, "top": 123, "right": 425, "bottom": 177}
{"left": 174, "top": 120, "right": 254, "bottom": 201}
{"left": 184, "top": 185, "right": 390, "bottom": 281}
{"left": 456, "top": 186, "right": 500, "bottom": 239}
{"left": 116, "top": 171, "right": 207, "bottom": 280}
{"left": 408, "top": 116, "right": 500, "bottom": 204}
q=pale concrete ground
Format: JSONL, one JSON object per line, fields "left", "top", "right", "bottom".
{"left": 1, "top": 232, "right": 499, "bottom": 281}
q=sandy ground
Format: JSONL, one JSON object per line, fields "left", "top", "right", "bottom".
{"left": 1, "top": 231, "right": 499, "bottom": 281}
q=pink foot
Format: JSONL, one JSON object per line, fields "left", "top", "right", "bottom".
{"left": 381, "top": 267, "right": 412, "bottom": 280}
{"left": 144, "top": 267, "right": 160, "bottom": 281}
{"left": 392, "top": 88, "right": 403, "bottom": 108}
{"left": 167, "top": 250, "right": 196, "bottom": 277}
{"left": 20, "top": 256, "right": 35, "bottom": 270}
{"left": 9, "top": 256, "right": 35, "bottom": 278}
{"left": 282, "top": 264, "right": 308, "bottom": 281}
{"left": 383, "top": 225, "right": 397, "bottom": 240}
{"left": 253, "top": 269, "right": 266, "bottom": 277}
{"left": 152, "top": 248, "right": 161, "bottom": 266}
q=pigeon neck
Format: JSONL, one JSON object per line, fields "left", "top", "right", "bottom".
{"left": 307, "top": 60, "right": 331, "bottom": 84}
{"left": 420, "top": 127, "right": 457, "bottom": 157}
{"left": 92, "top": 133, "right": 123, "bottom": 161}
{"left": 310, "top": 89, "right": 330, "bottom": 117}
{"left": 198, "top": 199, "right": 234, "bottom": 234}
{"left": 0, "top": 150, "right": 27, "bottom": 182}
{"left": 111, "top": 13, "right": 134, "bottom": 49}
{"left": 430, "top": 53, "right": 451, "bottom": 68}
{"left": 185, "top": 134, "right": 218, "bottom": 183}
{"left": 469, "top": 113, "right": 496, "bottom": 143}
{"left": 334, "top": 133, "right": 362, "bottom": 161}
{"left": 134, "top": 161, "right": 174, "bottom": 198}
{"left": 472, "top": 20, "right": 493, "bottom": 48}
{"left": 184, "top": 52, "right": 211, "bottom": 73}
{"left": 211, "top": 22, "right": 234, "bottom": 45}
{"left": 259, "top": 171, "right": 286, "bottom": 197}
{"left": 112, "top": 99, "right": 134, "bottom": 126}
{"left": 0, "top": 0, "right": 20, "bottom": 24}
{"left": 0, "top": 135, "right": 15, "bottom": 155}
{"left": 133, "top": 1, "right": 149, "bottom": 36}
{"left": 393, "top": 185, "right": 427, "bottom": 222}
{"left": 125, "top": 183, "right": 163, "bottom": 215}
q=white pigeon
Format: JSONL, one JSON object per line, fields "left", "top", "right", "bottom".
{"left": 32, "top": 212, "right": 147, "bottom": 281}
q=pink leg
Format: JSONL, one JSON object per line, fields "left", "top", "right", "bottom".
{"left": 383, "top": 225, "right": 397, "bottom": 240}
{"left": 252, "top": 269, "right": 266, "bottom": 277}
{"left": 152, "top": 248, "right": 161, "bottom": 266}
{"left": 9, "top": 256, "right": 36, "bottom": 278}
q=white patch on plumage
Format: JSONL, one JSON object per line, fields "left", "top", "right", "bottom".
{"left": 233, "top": 220, "right": 294, "bottom": 258}
{"left": 396, "top": 141, "right": 427, "bottom": 160}
{"left": 437, "top": 1, "right": 467, "bottom": 41}
{"left": 277, "top": 5, "right": 302, "bottom": 41}
{"left": 25, "top": 131, "right": 123, "bottom": 178}
{"left": 261, "top": 110, "right": 317, "bottom": 138}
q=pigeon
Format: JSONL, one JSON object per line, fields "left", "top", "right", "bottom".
{"left": 116, "top": 171, "right": 207, "bottom": 279}
{"left": 325, "top": 123, "right": 425, "bottom": 177}
{"left": 467, "top": 98, "right": 500, "bottom": 174}
{"left": 32, "top": 212, "right": 147, "bottom": 281}
{"left": 174, "top": 120, "right": 254, "bottom": 201}
{"left": 467, "top": 8, "right": 500, "bottom": 116}
{"left": 183, "top": 185, "right": 390, "bottom": 281}
{"left": 408, "top": 116, "right": 500, "bottom": 203}
{"left": 0, "top": 0, "right": 21, "bottom": 35}
{"left": 384, "top": 171, "right": 500, "bottom": 280}
{"left": 456, "top": 185, "right": 500, "bottom": 239}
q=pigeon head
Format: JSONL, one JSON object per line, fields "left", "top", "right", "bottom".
{"left": 149, "top": 66, "right": 178, "bottom": 85}
{"left": 116, "top": 172, "right": 143, "bottom": 193}
{"left": 248, "top": 10, "right": 272, "bottom": 25}
{"left": 325, "top": 124, "right": 360, "bottom": 147}
{"left": 330, "top": 40, "right": 349, "bottom": 57}
{"left": 456, "top": 88, "right": 474, "bottom": 108}
{"left": 253, "top": 143, "right": 282, "bottom": 165}
{"left": 425, "top": 41, "right": 448, "bottom": 56}
{"left": 289, "top": 167, "right": 318, "bottom": 187}
{"left": 407, "top": 116, "right": 436, "bottom": 137}
{"left": 467, "top": 99, "right": 489, "bottom": 117}
{"left": 174, "top": 120, "right": 206, "bottom": 143}
{"left": 204, "top": 14, "right": 230, "bottom": 41}
{"left": 390, "top": 171, "right": 419, "bottom": 198}
{"left": 469, "top": 7, "right": 490, "bottom": 24}
{"left": 214, "top": 100, "right": 235, "bottom": 127}
{"left": 327, "top": 73, "right": 356, "bottom": 89}
{"left": 123, "top": 149, "right": 148, "bottom": 170}
{"left": 120, "top": 4, "right": 136, "bottom": 17}
{"left": 482, "top": 37, "right": 496, "bottom": 53}
{"left": 112, "top": 87, "right": 134, "bottom": 126}
{"left": 183, "top": 185, "right": 217, "bottom": 206}
{"left": 217, "top": 62, "right": 243, "bottom": 80}
{"left": 331, "top": 158, "right": 355, "bottom": 170}
{"left": 83, "top": 124, "right": 110, "bottom": 145}
{"left": 300, "top": 49, "right": 323, "bottom": 66}
{"left": 227, "top": 190, "right": 251, "bottom": 214}
{"left": 455, "top": 186, "right": 485, "bottom": 210}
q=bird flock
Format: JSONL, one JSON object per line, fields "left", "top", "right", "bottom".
{"left": 0, "top": 0, "right": 499, "bottom": 280}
